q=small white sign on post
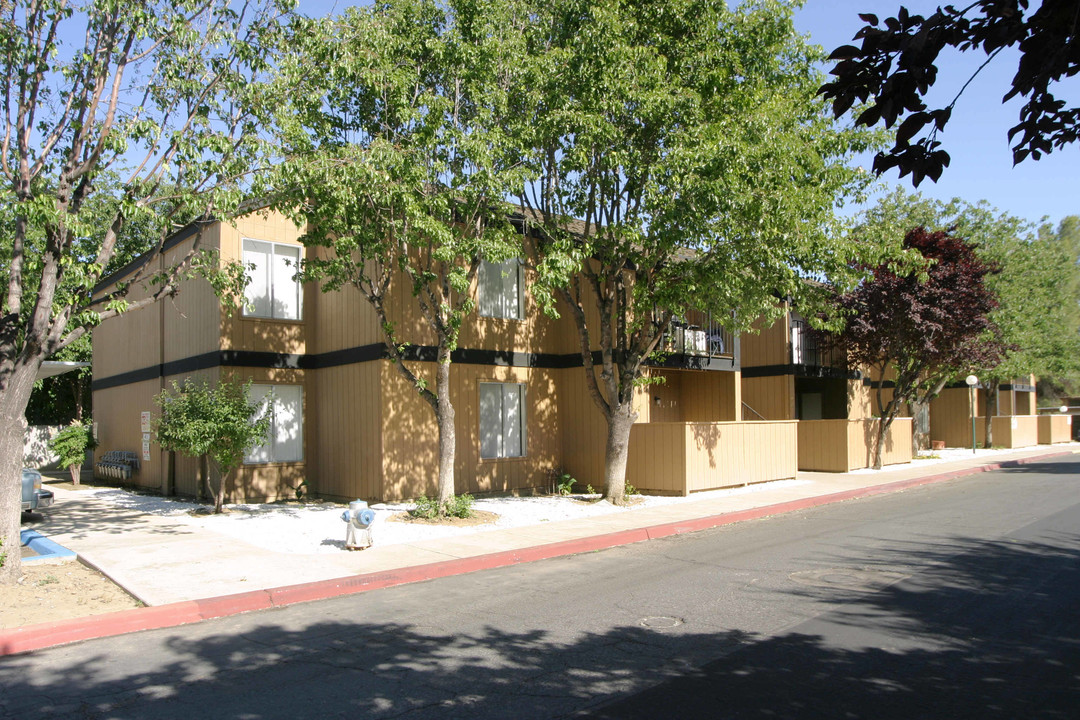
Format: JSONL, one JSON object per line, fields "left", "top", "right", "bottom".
{"left": 140, "top": 411, "right": 151, "bottom": 433}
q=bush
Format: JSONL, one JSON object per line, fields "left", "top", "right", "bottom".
{"left": 409, "top": 493, "right": 474, "bottom": 519}
{"left": 48, "top": 423, "right": 98, "bottom": 485}
{"left": 556, "top": 473, "right": 575, "bottom": 496}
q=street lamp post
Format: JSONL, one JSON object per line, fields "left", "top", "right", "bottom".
{"left": 966, "top": 374, "right": 979, "bottom": 454}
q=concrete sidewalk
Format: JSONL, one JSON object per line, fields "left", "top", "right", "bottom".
{"left": 3, "top": 444, "right": 1076, "bottom": 656}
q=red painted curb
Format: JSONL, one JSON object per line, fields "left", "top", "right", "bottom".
{"left": 2, "top": 449, "right": 1072, "bottom": 657}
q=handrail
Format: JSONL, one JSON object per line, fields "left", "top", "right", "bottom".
{"left": 742, "top": 401, "right": 766, "bottom": 421}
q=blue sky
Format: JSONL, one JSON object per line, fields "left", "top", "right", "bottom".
{"left": 300, "top": 0, "right": 1077, "bottom": 228}
{"left": 795, "top": 0, "right": 1077, "bottom": 229}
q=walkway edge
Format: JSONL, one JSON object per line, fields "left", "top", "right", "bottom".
{"left": 2, "top": 450, "right": 1071, "bottom": 657}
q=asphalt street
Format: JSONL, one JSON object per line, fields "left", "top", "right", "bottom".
{"left": 2, "top": 456, "right": 1078, "bottom": 719}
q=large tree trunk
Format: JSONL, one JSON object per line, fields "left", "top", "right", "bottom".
{"left": 0, "top": 363, "right": 43, "bottom": 584}
{"left": 909, "top": 399, "right": 930, "bottom": 455}
{"left": 69, "top": 463, "right": 82, "bottom": 485}
{"left": 434, "top": 357, "right": 456, "bottom": 510}
{"left": 984, "top": 385, "right": 998, "bottom": 448}
{"left": 602, "top": 403, "right": 637, "bottom": 505}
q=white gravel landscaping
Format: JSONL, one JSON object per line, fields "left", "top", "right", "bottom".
{"left": 77, "top": 443, "right": 1072, "bottom": 556}
{"left": 79, "top": 478, "right": 812, "bottom": 555}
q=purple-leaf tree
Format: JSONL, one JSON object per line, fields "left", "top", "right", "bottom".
{"left": 836, "top": 227, "right": 1004, "bottom": 467}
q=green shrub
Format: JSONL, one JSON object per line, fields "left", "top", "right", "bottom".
{"left": 409, "top": 495, "right": 440, "bottom": 519}
{"left": 556, "top": 473, "right": 575, "bottom": 496}
{"left": 409, "top": 493, "right": 474, "bottom": 519}
{"left": 625, "top": 483, "right": 639, "bottom": 496}
{"left": 445, "top": 493, "right": 474, "bottom": 518}
{"left": 48, "top": 423, "right": 98, "bottom": 484}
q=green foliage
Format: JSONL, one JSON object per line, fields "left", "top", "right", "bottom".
{"left": 153, "top": 379, "right": 272, "bottom": 481}
{"left": 513, "top": 0, "right": 881, "bottom": 501}
{"left": 48, "top": 423, "right": 98, "bottom": 470}
{"left": 556, "top": 474, "right": 576, "bottom": 496}
{"left": 409, "top": 493, "right": 474, "bottom": 519}
{"left": 625, "top": 483, "right": 639, "bottom": 497}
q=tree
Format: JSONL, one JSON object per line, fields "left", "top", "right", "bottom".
{"left": 820, "top": 1, "right": 1080, "bottom": 185}
{"left": 46, "top": 421, "right": 97, "bottom": 485}
{"left": 270, "top": 0, "right": 528, "bottom": 510}
{"left": 1033, "top": 216, "right": 1080, "bottom": 400}
{"left": 835, "top": 227, "right": 1002, "bottom": 468}
{"left": 959, "top": 206, "right": 1080, "bottom": 443}
{"left": 0, "top": 0, "right": 295, "bottom": 583}
{"left": 153, "top": 379, "right": 271, "bottom": 514}
{"left": 516, "top": 0, "right": 877, "bottom": 503}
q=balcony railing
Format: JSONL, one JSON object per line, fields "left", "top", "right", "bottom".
{"left": 659, "top": 310, "right": 734, "bottom": 359}
{"left": 790, "top": 319, "right": 845, "bottom": 369}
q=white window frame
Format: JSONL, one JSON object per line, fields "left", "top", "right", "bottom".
{"left": 478, "top": 258, "right": 525, "bottom": 320}
{"left": 242, "top": 238, "right": 303, "bottom": 321}
{"left": 245, "top": 384, "right": 304, "bottom": 464}
{"left": 479, "top": 382, "right": 527, "bottom": 459}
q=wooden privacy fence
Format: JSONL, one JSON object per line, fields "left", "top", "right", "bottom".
{"left": 626, "top": 421, "right": 798, "bottom": 496}
{"left": 796, "top": 418, "right": 913, "bottom": 472}
{"left": 1038, "top": 414, "right": 1073, "bottom": 444}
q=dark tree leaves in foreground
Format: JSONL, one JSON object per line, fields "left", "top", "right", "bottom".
{"left": 837, "top": 228, "right": 1003, "bottom": 468}
{"left": 820, "top": 1, "right": 1080, "bottom": 185}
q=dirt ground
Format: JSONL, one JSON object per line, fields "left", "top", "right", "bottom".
{"left": 0, "top": 561, "right": 142, "bottom": 630}
{"left": 387, "top": 509, "right": 500, "bottom": 527}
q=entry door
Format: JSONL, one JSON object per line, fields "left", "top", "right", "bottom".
{"left": 800, "top": 392, "right": 823, "bottom": 420}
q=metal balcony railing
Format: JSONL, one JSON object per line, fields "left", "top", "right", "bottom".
{"left": 659, "top": 310, "right": 734, "bottom": 359}
{"left": 790, "top": 319, "right": 845, "bottom": 369}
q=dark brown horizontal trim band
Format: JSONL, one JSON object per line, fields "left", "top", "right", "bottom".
{"left": 742, "top": 363, "right": 857, "bottom": 380}
{"left": 92, "top": 343, "right": 738, "bottom": 392}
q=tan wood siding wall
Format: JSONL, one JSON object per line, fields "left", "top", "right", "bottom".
{"left": 797, "top": 418, "right": 913, "bottom": 472}
{"left": 741, "top": 375, "right": 793, "bottom": 420}
{"left": 848, "top": 418, "right": 913, "bottom": 469}
{"left": 92, "top": 259, "right": 164, "bottom": 379}
{"left": 92, "top": 379, "right": 168, "bottom": 491}
{"left": 1038, "top": 414, "right": 1072, "bottom": 444}
{"left": 740, "top": 314, "right": 790, "bottom": 368}
{"left": 848, "top": 379, "right": 873, "bottom": 420}
{"left": 307, "top": 362, "right": 383, "bottom": 502}
{"left": 219, "top": 211, "right": 308, "bottom": 355}
{"left": 681, "top": 371, "right": 738, "bottom": 422}
{"left": 626, "top": 421, "right": 797, "bottom": 495}
{"left": 379, "top": 360, "right": 563, "bottom": 500}
{"left": 307, "top": 259, "right": 381, "bottom": 354}
{"left": 930, "top": 388, "right": 973, "bottom": 447}
{"left": 162, "top": 228, "right": 222, "bottom": 362}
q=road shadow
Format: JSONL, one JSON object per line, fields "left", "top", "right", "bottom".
{"left": 2, "top": 528, "right": 1079, "bottom": 719}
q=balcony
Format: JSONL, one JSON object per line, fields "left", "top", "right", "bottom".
{"left": 790, "top": 319, "right": 846, "bottom": 374}
{"left": 652, "top": 311, "right": 737, "bottom": 371}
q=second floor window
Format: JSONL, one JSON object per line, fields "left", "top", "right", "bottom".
{"left": 478, "top": 258, "right": 524, "bottom": 320}
{"left": 243, "top": 239, "right": 302, "bottom": 321}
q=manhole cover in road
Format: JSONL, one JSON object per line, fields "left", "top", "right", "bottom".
{"left": 640, "top": 616, "right": 683, "bottom": 629}
{"left": 788, "top": 568, "right": 909, "bottom": 593}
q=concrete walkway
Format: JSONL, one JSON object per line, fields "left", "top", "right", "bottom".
{"left": 4, "top": 444, "right": 1076, "bottom": 656}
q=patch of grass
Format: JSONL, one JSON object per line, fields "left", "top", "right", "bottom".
{"left": 37, "top": 574, "right": 59, "bottom": 586}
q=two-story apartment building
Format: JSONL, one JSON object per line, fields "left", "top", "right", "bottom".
{"left": 740, "top": 306, "right": 914, "bottom": 472}
{"left": 91, "top": 210, "right": 799, "bottom": 503}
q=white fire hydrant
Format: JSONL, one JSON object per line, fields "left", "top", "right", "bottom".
{"left": 341, "top": 500, "right": 375, "bottom": 550}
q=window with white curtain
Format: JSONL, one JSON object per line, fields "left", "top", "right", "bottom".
{"left": 478, "top": 258, "right": 525, "bottom": 320}
{"left": 245, "top": 384, "right": 304, "bottom": 463}
{"left": 479, "top": 382, "right": 527, "bottom": 459}
{"left": 242, "top": 239, "right": 302, "bottom": 320}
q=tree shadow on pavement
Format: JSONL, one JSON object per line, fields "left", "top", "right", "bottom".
{"left": 1, "top": 530, "right": 1078, "bottom": 719}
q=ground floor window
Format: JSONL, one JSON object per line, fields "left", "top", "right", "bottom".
{"left": 479, "top": 382, "right": 527, "bottom": 459}
{"left": 245, "top": 384, "right": 304, "bottom": 463}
